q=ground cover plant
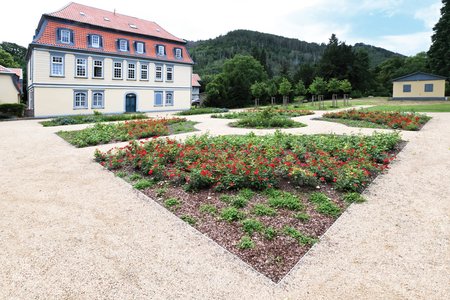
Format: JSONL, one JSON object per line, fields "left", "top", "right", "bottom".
{"left": 175, "top": 107, "right": 229, "bottom": 116}
{"left": 366, "top": 103, "right": 450, "bottom": 113}
{"left": 322, "top": 109, "right": 431, "bottom": 130}
{"left": 211, "top": 106, "right": 314, "bottom": 119}
{"left": 225, "top": 108, "right": 310, "bottom": 129}
{"left": 58, "top": 118, "right": 196, "bottom": 147}
{"left": 95, "top": 131, "right": 402, "bottom": 281}
{"left": 41, "top": 111, "right": 148, "bottom": 126}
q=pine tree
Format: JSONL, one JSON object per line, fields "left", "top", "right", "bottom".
{"left": 428, "top": 0, "right": 450, "bottom": 77}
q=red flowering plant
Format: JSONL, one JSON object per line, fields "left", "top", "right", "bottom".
{"left": 323, "top": 109, "right": 431, "bottom": 131}
{"left": 94, "top": 131, "right": 401, "bottom": 192}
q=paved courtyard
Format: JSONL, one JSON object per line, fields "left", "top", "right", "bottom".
{"left": 1, "top": 111, "right": 449, "bottom": 299}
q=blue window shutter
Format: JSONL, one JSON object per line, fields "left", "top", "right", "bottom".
{"left": 99, "top": 36, "right": 103, "bottom": 48}
{"left": 70, "top": 30, "right": 74, "bottom": 44}
{"left": 87, "top": 34, "right": 91, "bottom": 47}
{"left": 56, "top": 28, "right": 61, "bottom": 42}
{"left": 143, "top": 43, "right": 146, "bottom": 53}
{"left": 116, "top": 39, "right": 120, "bottom": 50}
{"left": 126, "top": 40, "right": 130, "bottom": 51}
{"left": 133, "top": 41, "right": 137, "bottom": 52}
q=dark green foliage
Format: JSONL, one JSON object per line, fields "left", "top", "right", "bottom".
{"left": 0, "top": 49, "right": 19, "bottom": 68}
{"left": 231, "top": 196, "right": 248, "bottom": 208}
{"left": 309, "top": 192, "right": 341, "bottom": 217}
{"left": 165, "top": 198, "right": 180, "bottom": 208}
{"left": 0, "top": 103, "right": 26, "bottom": 118}
{"left": 264, "top": 226, "right": 277, "bottom": 240}
{"left": 252, "top": 204, "right": 277, "bottom": 216}
{"left": 40, "top": 113, "right": 147, "bottom": 126}
{"left": 221, "top": 207, "right": 246, "bottom": 222}
{"left": 282, "top": 226, "right": 317, "bottom": 245}
{"left": 0, "top": 42, "right": 26, "bottom": 68}
{"left": 199, "top": 204, "right": 218, "bottom": 215}
{"left": 237, "top": 235, "right": 255, "bottom": 249}
{"left": 133, "top": 179, "right": 154, "bottom": 190}
{"left": 266, "top": 189, "right": 303, "bottom": 211}
{"left": 241, "top": 219, "right": 264, "bottom": 235}
{"left": 175, "top": 107, "right": 229, "bottom": 115}
{"left": 181, "top": 215, "right": 197, "bottom": 225}
{"left": 293, "top": 212, "right": 310, "bottom": 222}
{"left": 205, "top": 55, "right": 267, "bottom": 108}
{"left": 343, "top": 192, "right": 366, "bottom": 203}
{"left": 428, "top": 0, "right": 450, "bottom": 78}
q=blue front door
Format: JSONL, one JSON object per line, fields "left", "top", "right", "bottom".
{"left": 125, "top": 93, "right": 136, "bottom": 112}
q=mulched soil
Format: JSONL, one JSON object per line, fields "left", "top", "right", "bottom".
{"left": 114, "top": 141, "right": 406, "bottom": 283}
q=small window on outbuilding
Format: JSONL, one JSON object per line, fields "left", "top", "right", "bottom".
{"left": 403, "top": 84, "right": 411, "bottom": 93}
{"left": 424, "top": 84, "right": 433, "bottom": 92}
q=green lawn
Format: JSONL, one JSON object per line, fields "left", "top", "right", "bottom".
{"left": 366, "top": 103, "right": 450, "bottom": 112}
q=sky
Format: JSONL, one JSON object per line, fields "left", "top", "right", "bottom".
{"left": 0, "top": 0, "right": 443, "bottom": 56}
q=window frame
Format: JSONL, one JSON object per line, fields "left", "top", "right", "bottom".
{"left": 155, "top": 64, "right": 163, "bottom": 81}
{"left": 165, "top": 91, "right": 174, "bottom": 106}
{"left": 140, "top": 63, "right": 149, "bottom": 81}
{"left": 118, "top": 39, "right": 129, "bottom": 52}
{"left": 424, "top": 83, "right": 434, "bottom": 92}
{"left": 174, "top": 48, "right": 182, "bottom": 59}
{"left": 127, "top": 62, "right": 136, "bottom": 80}
{"left": 156, "top": 45, "right": 165, "bottom": 56}
{"left": 91, "top": 90, "right": 105, "bottom": 109}
{"left": 60, "top": 29, "right": 71, "bottom": 44}
{"left": 73, "top": 90, "right": 88, "bottom": 109}
{"left": 75, "top": 56, "right": 88, "bottom": 78}
{"left": 50, "top": 53, "right": 65, "bottom": 77}
{"left": 113, "top": 60, "right": 123, "bottom": 79}
{"left": 91, "top": 35, "right": 101, "bottom": 48}
{"left": 166, "top": 65, "right": 174, "bottom": 82}
{"left": 92, "top": 58, "right": 104, "bottom": 79}
{"left": 136, "top": 42, "right": 145, "bottom": 54}
{"left": 403, "top": 84, "right": 411, "bottom": 93}
{"left": 154, "top": 91, "right": 163, "bottom": 107}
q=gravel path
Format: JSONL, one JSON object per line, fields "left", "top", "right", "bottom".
{"left": 1, "top": 111, "right": 449, "bottom": 299}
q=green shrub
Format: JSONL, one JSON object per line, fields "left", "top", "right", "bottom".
{"left": 0, "top": 103, "right": 26, "bottom": 117}
{"left": 181, "top": 215, "right": 197, "bottom": 225}
{"left": 283, "top": 226, "right": 317, "bottom": 245}
{"left": 231, "top": 196, "right": 248, "bottom": 208}
{"left": 241, "top": 218, "right": 264, "bottom": 235}
{"left": 309, "top": 192, "right": 330, "bottom": 204}
{"left": 239, "top": 188, "right": 255, "bottom": 200}
{"left": 293, "top": 212, "right": 310, "bottom": 222}
{"left": 175, "top": 107, "right": 229, "bottom": 116}
{"left": 237, "top": 235, "right": 255, "bottom": 249}
{"left": 252, "top": 204, "right": 277, "bottom": 216}
{"left": 115, "top": 171, "right": 126, "bottom": 178}
{"left": 129, "top": 173, "right": 142, "bottom": 181}
{"left": 309, "top": 193, "right": 341, "bottom": 217}
{"left": 343, "top": 192, "right": 366, "bottom": 203}
{"left": 199, "top": 204, "right": 218, "bottom": 215}
{"left": 41, "top": 113, "right": 147, "bottom": 126}
{"left": 266, "top": 189, "right": 303, "bottom": 210}
{"left": 133, "top": 179, "right": 153, "bottom": 190}
{"left": 220, "top": 207, "right": 246, "bottom": 222}
{"left": 264, "top": 226, "right": 277, "bottom": 240}
{"left": 165, "top": 197, "right": 180, "bottom": 208}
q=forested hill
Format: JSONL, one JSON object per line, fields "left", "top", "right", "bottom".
{"left": 186, "top": 30, "right": 404, "bottom": 77}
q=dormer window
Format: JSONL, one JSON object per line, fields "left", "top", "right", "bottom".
{"left": 157, "top": 45, "right": 165, "bottom": 56}
{"left": 57, "top": 28, "right": 74, "bottom": 45}
{"left": 61, "top": 29, "right": 71, "bottom": 44}
{"left": 118, "top": 39, "right": 129, "bottom": 52}
{"left": 135, "top": 42, "right": 145, "bottom": 54}
{"left": 90, "top": 35, "right": 101, "bottom": 48}
{"left": 175, "top": 48, "right": 182, "bottom": 59}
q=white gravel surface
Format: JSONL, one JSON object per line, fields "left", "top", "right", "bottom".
{"left": 1, "top": 110, "right": 449, "bottom": 299}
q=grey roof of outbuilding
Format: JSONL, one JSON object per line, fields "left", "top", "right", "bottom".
{"left": 392, "top": 71, "right": 447, "bottom": 82}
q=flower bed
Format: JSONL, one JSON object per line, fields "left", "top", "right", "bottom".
{"left": 175, "top": 107, "right": 229, "bottom": 116}
{"left": 223, "top": 108, "right": 310, "bottom": 129}
{"left": 322, "top": 109, "right": 431, "bottom": 130}
{"left": 58, "top": 118, "right": 196, "bottom": 147}
{"left": 41, "top": 112, "right": 148, "bottom": 126}
{"left": 211, "top": 107, "right": 314, "bottom": 119}
{"left": 95, "top": 132, "right": 402, "bottom": 281}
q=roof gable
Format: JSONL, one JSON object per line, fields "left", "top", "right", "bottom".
{"left": 392, "top": 72, "right": 447, "bottom": 82}
{"left": 47, "top": 2, "right": 185, "bottom": 43}
{"left": 192, "top": 73, "right": 201, "bottom": 87}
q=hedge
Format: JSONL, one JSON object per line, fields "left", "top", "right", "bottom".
{"left": 0, "top": 103, "right": 26, "bottom": 118}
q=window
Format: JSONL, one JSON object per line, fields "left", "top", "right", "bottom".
{"left": 175, "top": 48, "right": 182, "bottom": 59}
{"left": 166, "top": 65, "right": 174, "bottom": 81}
{"left": 157, "top": 45, "right": 165, "bottom": 56}
{"left": 74, "top": 91, "right": 88, "bottom": 109}
{"left": 92, "top": 91, "right": 104, "bottom": 108}
{"left": 165, "top": 91, "right": 174, "bottom": 106}
{"left": 424, "top": 84, "right": 433, "bottom": 92}
{"left": 75, "top": 57, "right": 87, "bottom": 77}
{"left": 118, "top": 39, "right": 128, "bottom": 51}
{"left": 60, "top": 29, "right": 71, "bottom": 44}
{"left": 127, "top": 63, "right": 136, "bottom": 80}
{"left": 154, "top": 91, "right": 163, "bottom": 106}
{"left": 155, "top": 64, "right": 163, "bottom": 81}
{"left": 51, "top": 55, "right": 64, "bottom": 76}
{"left": 113, "top": 61, "right": 122, "bottom": 79}
{"left": 136, "top": 42, "right": 145, "bottom": 54}
{"left": 91, "top": 35, "right": 101, "bottom": 48}
{"left": 403, "top": 84, "right": 411, "bottom": 93}
{"left": 140, "top": 63, "right": 148, "bottom": 80}
{"left": 93, "top": 59, "right": 103, "bottom": 78}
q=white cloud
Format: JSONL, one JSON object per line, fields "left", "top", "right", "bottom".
{"left": 364, "top": 31, "right": 433, "bottom": 56}
{"left": 414, "top": 1, "right": 441, "bottom": 28}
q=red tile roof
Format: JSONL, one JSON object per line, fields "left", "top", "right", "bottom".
{"left": 0, "top": 65, "right": 22, "bottom": 94}
{"left": 192, "top": 73, "right": 201, "bottom": 87}
{"left": 33, "top": 19, "right": 193, "bottom": 64}
{"left": 47, "top": 2, "right": 185, "bottom": 43}
{"left": 8, "top": 68, "right": 23, "bottom": 79}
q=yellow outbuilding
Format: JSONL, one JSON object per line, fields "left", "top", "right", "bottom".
{"left": 392, "top": 72, "right": 447, "bottom": 100}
